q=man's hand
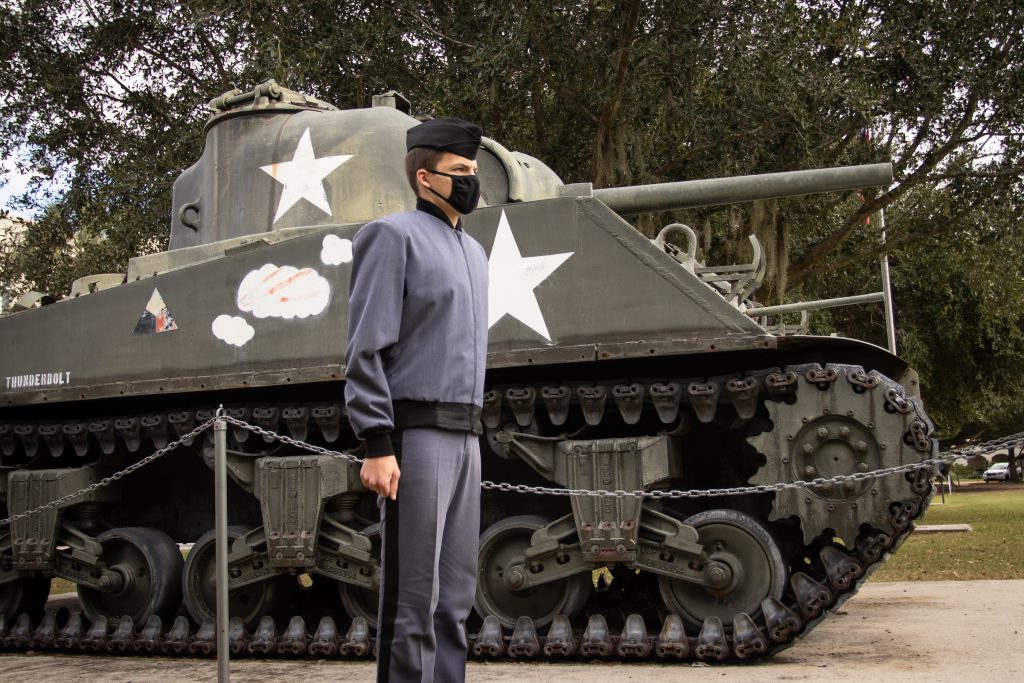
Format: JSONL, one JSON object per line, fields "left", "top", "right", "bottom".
{"left": 361, "top": 455, "right": 401, "bottom": 500}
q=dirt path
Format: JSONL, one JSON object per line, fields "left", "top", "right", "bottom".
{"left": 1, "top": 580, "right": 1021, "bottom": 682}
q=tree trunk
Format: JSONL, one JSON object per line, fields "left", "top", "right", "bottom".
{"left": 591, "top": 0, "right": 642, "bottom": 188}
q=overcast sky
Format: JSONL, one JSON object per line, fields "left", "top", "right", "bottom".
{"left": 1, "top": 155, "right": 41, "bottom": 219}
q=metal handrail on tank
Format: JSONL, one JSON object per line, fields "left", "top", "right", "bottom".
{"left": 654, "top": 223, "right": 767, "bottom": 306}
{"left": 634, "top": 163, "right": 894, "bottom": 334}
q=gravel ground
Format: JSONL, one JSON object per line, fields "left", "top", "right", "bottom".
{"left": 0, "top": 579, "right": 1020, "bottom": 682}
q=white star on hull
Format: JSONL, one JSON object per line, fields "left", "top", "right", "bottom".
{"left": 261, "top": 128, "right": 352, "bottom": 223}
{"left": 488, "top": 210, "right": 573, "bottom": 341}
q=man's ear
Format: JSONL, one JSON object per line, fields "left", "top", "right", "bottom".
{"left": 416, "top": 168, "right": 430, "bottom": 195}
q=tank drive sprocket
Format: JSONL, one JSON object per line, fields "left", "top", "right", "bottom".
{"left": 747, "top": 364, "right": 935, "bottom": 546}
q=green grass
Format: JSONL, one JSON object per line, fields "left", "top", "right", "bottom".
{"left": 871, "top": 485, "right": 1024, "bottom": 582}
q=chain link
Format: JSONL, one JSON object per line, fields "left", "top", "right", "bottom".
{"left": 483, "top": 460, "right": 941, "bottom": 499}
{"left": 219, "top": 416, "right": 365, "bottom": 464}
{"left": 944, "top": 430, "right": 1024, "bottom": 458}
{"left": 0, "top": 412, "right": 948, "bottom": 527}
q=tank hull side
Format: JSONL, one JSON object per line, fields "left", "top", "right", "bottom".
{"left": 3, "top": 196, "right": 771, "bottom": 410}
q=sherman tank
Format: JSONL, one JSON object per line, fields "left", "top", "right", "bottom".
{"left": 0, "top": 81, "right": 935, "bottom": 661}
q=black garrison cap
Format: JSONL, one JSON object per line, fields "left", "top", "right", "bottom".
{"left": 406, "top": 117, "right": 483, "bottom": 160}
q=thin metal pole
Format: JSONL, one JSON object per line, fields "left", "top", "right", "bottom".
{"left": 879, "top": 209, "right": 898, "bottom": 354}
{"left": 214, "top": 408, "right": 230, "bottom": 683}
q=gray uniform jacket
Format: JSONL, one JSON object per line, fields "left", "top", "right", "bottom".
{"left": 344, "top": 202, "right": 489, "bottom": 457}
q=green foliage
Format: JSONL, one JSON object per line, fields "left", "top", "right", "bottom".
{"left": 1, "top": 0, "right": 1023, "bottom": 435}
{"left": 871, "top": 487, "right": 1024, "bottom": 581}
{"left": 950, "top": 464, "right": 979, "bottom": 480}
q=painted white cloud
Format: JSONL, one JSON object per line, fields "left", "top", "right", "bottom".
{"left": 236, "top": 263, "right": 331, "bottom": 319}
{"left": 320, "top": 234, "right": 353, "bottom": 265}
{"left": 212, "top": 314, "right": 255, "bottom": 347}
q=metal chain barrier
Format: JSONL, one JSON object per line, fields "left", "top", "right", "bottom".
{"left": 944, "top": 430, "right": 1024, "bottom": 458}
{"left": 480, "top": 460, "right": 942, "bottom": 499}
{"left": 1, "top": 409, "right": 1001, "bottom": 528}
{"left": 219, "top": 415, "right": 365, "bottom": 465}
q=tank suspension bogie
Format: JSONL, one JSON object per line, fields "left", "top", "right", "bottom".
{"left": 336, "top": 523, "right": 380, "bottom": 628}
{"left": 475, "top": 515, "right": 592, "bottom": 629}
{"left": 657, "top": 509, "right": 787, "bottom": 630}
{"left": 182, "top": 525, "right": 292, "bottom": 631}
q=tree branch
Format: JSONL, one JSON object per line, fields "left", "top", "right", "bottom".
{"left": 523, "top": 11, "right": 598, "bottom": 124}
{"left": 825, "top": 192, "right": 991, "bottom": 272}
{"left": 788, "top": 91, "right": 981, "bottom": 287}
{"left": 391, "top": 2, "right": 479, "bottom": 49}
{"left": 925, "top": 168, "right": 1024, "bottom": 182}
{"left": 133, "top": 42, "right": 206, "bottom": 90}
{"left": 194, "top": 22, "right": 231, "bottom": 85}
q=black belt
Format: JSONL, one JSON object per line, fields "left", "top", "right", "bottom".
{"left": 393, "top": 400, "right": 483, "bottom": 435}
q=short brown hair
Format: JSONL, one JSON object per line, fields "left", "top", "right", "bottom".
{"left": 404, "top": 147, "right": 445, "bottom": 195}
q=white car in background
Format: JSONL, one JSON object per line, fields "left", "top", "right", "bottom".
{"left": 982, "top": 462, "right": 1018, "bottom": 481}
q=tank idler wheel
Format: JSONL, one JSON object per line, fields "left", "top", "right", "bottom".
{"left": 183, "top": 526, "right": 294, "bottom": 631}
{"left": 0, "top": 574, "right": 52, "bottom": 621}
{"left": 658, "top": 509, "right": 786, "bottom": 631}
{"left": 338, "top": 523, "right": 380, "bottom": 629}
{"left": 475, "top": 515, "right": 592, "bottom": 630}
{"left": 78, "top": 526, "right": 183, "bottom": 625}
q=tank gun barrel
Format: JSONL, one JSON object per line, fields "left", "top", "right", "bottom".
{"left": 592, "top": 163, "right": 892, "bottom": 215}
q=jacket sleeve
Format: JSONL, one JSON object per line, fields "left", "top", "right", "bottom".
{"left": 344, "top": 221, "right": 406, "bottom": 457}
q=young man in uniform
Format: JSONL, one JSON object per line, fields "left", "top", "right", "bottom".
{"left": 344, "top": 117, "right": 488, "bottom": 683}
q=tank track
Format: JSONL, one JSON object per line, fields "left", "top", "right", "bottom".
{"left": 0, "top": 363, "right": 935, "bottom": 663}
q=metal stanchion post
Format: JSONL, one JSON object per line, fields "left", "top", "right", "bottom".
{"left": 214, "top": 408, "right": 230, "bottom": 682}
{"left": 878, "top": 209, "right": 897, "bottom": 355}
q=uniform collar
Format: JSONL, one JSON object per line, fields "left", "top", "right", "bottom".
{"left": 416, "top": 197, "right": 462, "bottom": 231}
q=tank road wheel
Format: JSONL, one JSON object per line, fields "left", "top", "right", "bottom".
{"left": 0, "top": 575, "right": 52, "bottom": 621}
{"left": 339, "top": 580, "right": 379, "bottom": 629}
{"left": 183, "top": 526, "right": 293, "bottom": 631}
{"left": 338, "top": 523, "right": 380, "bottom": 628}
{"left": 658, "top": 509, "right": 786, "bottom": 630}
{"left": 475, "top": 515, "right": 591, "bottom": 630}
{"left": 78, "top": 527, "right": 183, "bottom": 624}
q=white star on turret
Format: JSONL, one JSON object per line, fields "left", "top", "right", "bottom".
{"left": 488, "top": 210, "right": 573, "bottom": 341}
{"left": 261, "top": 128, "right": 352, "bottom": 223}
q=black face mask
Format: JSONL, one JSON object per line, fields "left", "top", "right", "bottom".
{"left": 426, "top": 169, "right": 481, "bottom": 215}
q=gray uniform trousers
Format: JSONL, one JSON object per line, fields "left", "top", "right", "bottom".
{"left": 376, "top": 427, "right": 481, "bottom": 683}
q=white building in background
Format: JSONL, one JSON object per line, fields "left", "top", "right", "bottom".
{"left": 0, "top": 215, "right": 29, "bottom": 312}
